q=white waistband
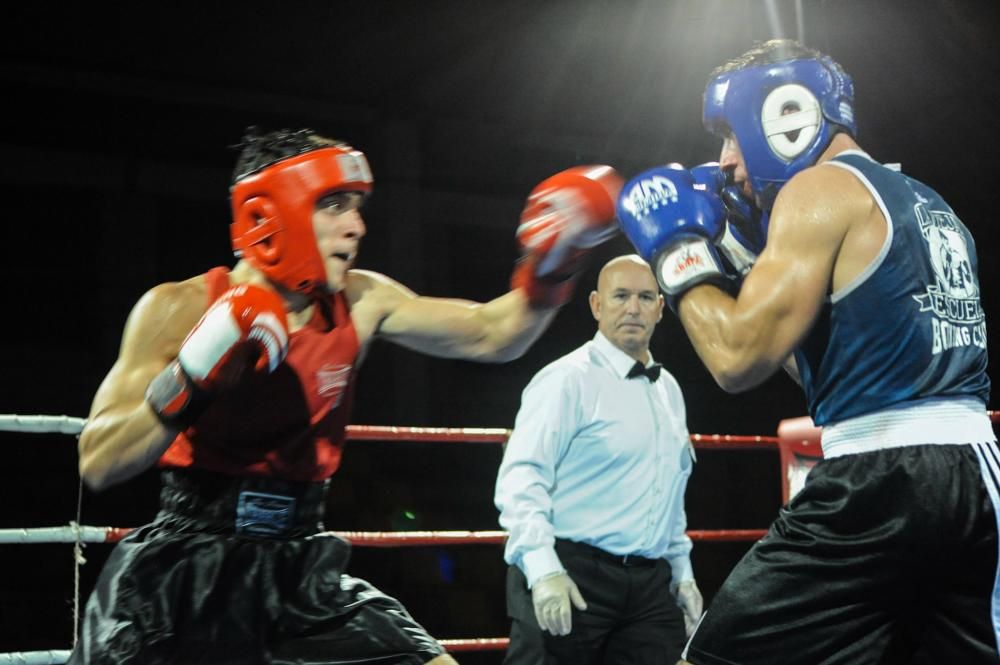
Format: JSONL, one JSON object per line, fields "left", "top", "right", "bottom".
{"left": 821, "top": 397, "right": 996, "bottom": 458}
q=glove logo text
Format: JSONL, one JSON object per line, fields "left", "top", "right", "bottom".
{"left": 621, "top": 175, "right": 679, "bottom": 219}
{"left": 672, "top": 249, "right": 704, "bottom": 278}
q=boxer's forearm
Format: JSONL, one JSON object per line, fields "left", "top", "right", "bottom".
{"left": 79, "top": 403, "right": 176, "bottom": 491}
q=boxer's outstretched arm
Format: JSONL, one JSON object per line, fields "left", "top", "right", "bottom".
{"left": 351, "top": 165, "right": 623, "bottom": 363}
{"left": 676, "top": 165, "right": 869, "bottom": 392}
{"left": 348, "top": 269, "right": 557, "bottom": 363}
{"left": 78, "top": 283, "right": 202, "bottom": 491}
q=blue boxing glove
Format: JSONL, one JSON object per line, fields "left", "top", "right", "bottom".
{"left": 690, "top": 162, "right": 727, "bottom": 192}
{"left": 617, "top": 164, "right": 731, "bottom": 311}
{"left": 692, "top": 161, "right": 770, "bottom": 280}
{"left": 717, "top": 184, "right": 770, "bottom": 278}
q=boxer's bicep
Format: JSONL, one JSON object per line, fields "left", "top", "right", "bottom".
{"left": 678, "top": 168, "right": 858, "bottom": 391}
{"left": 92, "top": 285, "right": 193, "bottom": 418}
{"left": 740, "top": 165, "right": 873, "bottom": 360}
{"left": 80, "top": 284, "right": 200, "bottom": 489}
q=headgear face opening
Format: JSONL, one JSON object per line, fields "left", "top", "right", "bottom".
{"left": 230, "top": 146, "right": 373, "bottom": 295}
{"left": 703, "top": 56, "right": 856, "bottom": 210}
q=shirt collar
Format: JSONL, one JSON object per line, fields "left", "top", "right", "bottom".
{"left": 592, "top": 331, "right": 656, "bottom": 380}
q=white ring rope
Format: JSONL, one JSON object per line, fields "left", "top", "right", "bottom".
{"left": 0, "top": 526, "right": 112, "bottom": 544}
{"left": 0, "top": 415, "right": 86, "bottom": 435}
{"left": 0, "top": 651, "right": 71, "bottom": 665}
{"left": 72, "top": 482, "right": 85, "bottom": 649}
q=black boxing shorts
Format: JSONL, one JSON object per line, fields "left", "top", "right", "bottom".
{"left": 684, "top": 442, "right": 1000, "bottom": 665}
{"left": 69, "top": 469, "right": 446, "bottom": 665}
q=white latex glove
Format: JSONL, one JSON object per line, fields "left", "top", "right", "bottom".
{"left": 673, "top": 579, "right": 704, "bottom": 636}
{"left": 531, "top": 571, "right": 588, "bottom": 636}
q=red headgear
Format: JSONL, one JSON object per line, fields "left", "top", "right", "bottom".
{"left": 230, "top": 145, "right": 373, "bottom": 294}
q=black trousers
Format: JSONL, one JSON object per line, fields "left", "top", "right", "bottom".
{"left": 69, "top": 469, "right": 446, "bottom": 665}
{"left": 685, "top": 443, "right": 1000, "bottom": 665}
{"left": 504, "top": 539, "right": 687, "bottom": 665}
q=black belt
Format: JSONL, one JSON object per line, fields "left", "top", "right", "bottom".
{"left": 154, "top": 468, "right": 329, "bottom": 538}
{"left": 555, "top": 538, "right": 661, "bottom": 568}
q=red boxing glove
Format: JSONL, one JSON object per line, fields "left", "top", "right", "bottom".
{"left": 146, "top": 284, "right": 289, "bottom": 426}
{"left": 179, "top": 284, "right": 289, "bottom": 385}
{"left": 511, "top": 165, "right": 623, "bottom": 307}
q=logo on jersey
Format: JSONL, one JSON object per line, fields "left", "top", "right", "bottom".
{"left": 911, "top": 204, "right": 986, "bottom": 354}
{"left": 316, "top": 363, "right": 351, "bottom": 406}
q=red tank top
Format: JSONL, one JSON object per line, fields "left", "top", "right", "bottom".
{"left": 159, "top": 267, "right": 360, "bottom": 480}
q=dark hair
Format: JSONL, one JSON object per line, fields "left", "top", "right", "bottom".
{"left": 709, "top": 39, "right": 833, "bottom": 81}
{"left": 231, "top": 127, "right": 347, "bottom": 184}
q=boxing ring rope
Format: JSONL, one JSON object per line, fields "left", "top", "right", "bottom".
{"left": 0, "top": 527, "right": 771, "bottom": 546}
{"left": 2, "top": 412, "right": 998, "bottom": 664}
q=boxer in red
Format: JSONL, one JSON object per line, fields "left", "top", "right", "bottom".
{"left": 70, "top": 127, "right": 623, "bottom": 665}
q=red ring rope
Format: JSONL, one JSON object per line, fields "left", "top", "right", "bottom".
{"left": 342, "top": 425, "right": 780, "bottom": 449}
{"left": 2, "top": 416, "right": 994, "bottom": 660}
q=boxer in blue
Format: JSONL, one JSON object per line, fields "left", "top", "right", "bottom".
{"left": 617, "top": 40, "right": 997, "bottom": 664}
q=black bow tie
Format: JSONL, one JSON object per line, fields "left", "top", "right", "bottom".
{"left": 627, "top": 361, "right": 662, "bottom": 382}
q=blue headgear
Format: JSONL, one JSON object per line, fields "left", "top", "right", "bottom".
{"left": 703, "top": 56, "right": 856, "bottom": 210}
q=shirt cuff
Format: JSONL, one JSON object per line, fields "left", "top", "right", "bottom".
{"left": 521, "top": 546, "right": 564, "bottom": 588}
{"left": 668, "top": 556, "right": 694, "bottom": 586}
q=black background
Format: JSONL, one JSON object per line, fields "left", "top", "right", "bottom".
{"left": 1, "top": 1, "right": 998, "bottom": 661}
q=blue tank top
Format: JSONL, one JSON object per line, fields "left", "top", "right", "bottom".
{"left": 793, "top": 151, "right": 990, "bottom": 425}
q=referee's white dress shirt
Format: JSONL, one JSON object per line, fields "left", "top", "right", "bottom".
{"left": 495, "top": 331, "right": 695, "bottom": 588}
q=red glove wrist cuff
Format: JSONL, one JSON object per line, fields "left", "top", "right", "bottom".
{"left": 511, "top": 259, "right": 578, "bottom": 308}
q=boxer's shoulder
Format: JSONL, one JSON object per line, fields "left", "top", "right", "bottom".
{"left": 124, "top": 276, "right": 210, "bottom": 358}
{"left": 772, "top": 164, "right": 871, "bottom": 236}
{"left": 344, "top": 269, "right": 413, "bottom": 308}
{"left": 343, "top": 269, "right": 414, "bottom": 341}
{"left": 155, "top": 275, "right": 211, "bottom": 320}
